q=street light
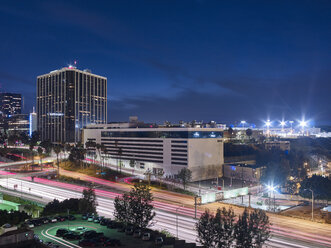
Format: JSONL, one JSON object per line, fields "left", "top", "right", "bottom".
{"left": 304, "top": 189, "right": 314, "bottom": 221}
{"left": 289, "top": 121, "right": 294, "bottom": 133}
{"left": 299, "top": 119, "right": 308, "bottom": 135}
{"left": 280, "top": 120, "right": 286, "bottom": 132}
{"left": 265, "top": 120, "right": 272, "bottom": 137}
{"left": 240, "top": 120, "right": 246, "bottom": 128}
{"left": 266, "top": 184, "right": 277, "bottom": 212}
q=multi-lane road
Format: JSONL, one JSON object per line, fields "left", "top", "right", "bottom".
{"left": 0, "top": 177, "right": 330, "bottom": 248}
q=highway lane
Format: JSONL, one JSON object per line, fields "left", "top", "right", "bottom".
{"left": 1, "top": 178, "right": 330, "bottom": 248}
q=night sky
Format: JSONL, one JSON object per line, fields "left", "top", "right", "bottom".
{"left": 0, "top": 0, "right": 330, "bottom": 126}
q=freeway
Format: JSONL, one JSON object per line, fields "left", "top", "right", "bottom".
{"left": 0, "top": 178, "right": 330, "bottom": 248}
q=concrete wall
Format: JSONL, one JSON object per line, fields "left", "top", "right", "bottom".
{"left": 188, "top": 138, "right": 223, "bottom": 181}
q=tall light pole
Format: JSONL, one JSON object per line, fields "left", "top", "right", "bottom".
{"left": 289, "top": 121, "right": 294, "bottom": 134}
{"left": 305, "top": 189, "right": 314, "bottom": 221}
{"left": 265, "top": 120, "right": 272, "bottom": 138}
{"left": 267, "top": 184, "right": 276, "bottom": 212}
{"left": 299, "top": 119, "right": 308, "bottom": 136}
{"left": 240, "top": 120, "right": 246, "bottom": 129}
{"left": 280, "top": 120, "right": 286, "bottom": 132}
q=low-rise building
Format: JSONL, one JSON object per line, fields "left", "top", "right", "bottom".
{"left": 82, "top": 121, "right": 224, "bottom": 181}
{"left": 264, "top": 140, "right": 290, "bottom": 151}
{"left": 223, "top": 162, "right": 265, "bottom": 183}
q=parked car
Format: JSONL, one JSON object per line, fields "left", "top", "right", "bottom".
{"left": 50, "top": 217, "right": 57, "bottom": 223}
{"left": 100, "top": 218, "right": 109, "bottom": 226}
{"left": 106, "top": 221, "right": 118, "bottom": 229}
{"left": 24, "top": 221, "right": 34, "bottom": 228}
{"left": 125, "top": 227, "right": 134, "bottom": 235}
{"left": 82, "top": 214, "right": 88, "bottom": 220}
{"left": 56, "top": 228, "right": 69, "bottom": 237}
{"left": 41, "top": 218, "right": 50, "bottom": 224}
{"left": 87, "top": 216, "right": 94, "bottom": 222}
{"left": 155, "top": 237, "right": 163, "bottom": 245}
{"left": 68, "top": 215, "right": 76, "bottom": 221}
{"left": 133, "top": 230, "right": 141, "bottom": 238}
{"left": 79, "top": 239, "right": 99, "bottom": 247}
{"left": 93, "top": 216, "right": 101, "bottom": 223}
{"left": 142, "top": 232, "right": 151, "bottom": 241}
{"left": 63, "top": 231, "right": 81, "bottom": 240}
{"left": 83, "top": 230, "right": 98, "bottom": 239}
{"left": 55, "top": 216, "right": 66, "bottom": 222}
{"left": 103, "top": 238, "right": 121, "bottom": 247}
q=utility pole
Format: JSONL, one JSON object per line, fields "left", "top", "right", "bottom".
{"left": 194, "top": 196, "right": 198, "bottom": 219}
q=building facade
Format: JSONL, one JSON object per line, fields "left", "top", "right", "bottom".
{"left": 83, "top": 123, "right": 224, "bottom": 181}
{"left": 0, "top": 93, "right": 22, "bottom": 117}
{"left": 37, "top": 67, "right": 107, "bottom": 143}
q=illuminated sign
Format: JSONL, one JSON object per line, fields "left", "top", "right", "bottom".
{"left": 48, "top": 113, "right": 64, "bottom": 116}
{"left": 223, "top": 187, "right": 248, "bottom": 199}
{"left": 201, "top": 192, "right": 216, "bottom": 204}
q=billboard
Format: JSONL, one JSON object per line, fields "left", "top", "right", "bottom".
{"left": 201, "top": 192, "right": 216, "bottom": 204}
{"left": 223, "top": 187, "right": 249, "bottom": 199}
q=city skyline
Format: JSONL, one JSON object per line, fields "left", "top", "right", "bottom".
{"left": 0, "top": 0, "right": 330, "bottom": 125}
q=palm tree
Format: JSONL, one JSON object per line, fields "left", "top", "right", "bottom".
{"left": 53, "top": 144, "right": 63, "bottom": 177}
{"left": 37, "top": 147, "right": 43, "bottom": 171}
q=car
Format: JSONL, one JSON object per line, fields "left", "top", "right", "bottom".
{"left": 87, "top": 217, "right": 94, "bottom": 222}
{"left": 68, "top": 215, "right": 76, "bottom": 221}
{"left": 83, "top": 230, "right": 98, "bottom": 239}
{"left": 133, "top": 230, "right": 141, "bottom": 238}
{"left": 41, "top": 218, "right": 50, "bottom": 224}
{"left": 142, "top": 232, "right": 151, "bottom": 241}
{"left": 93, "top": 216, "right": 100, "bottom": 223}
{"left": 125, "top": 227, "right": 134, "bottom": 235}
{"left": 56, "top": 228, "right": 69, "bottom": 237}
{"left": 155, "top": 237, "right": 163, "bottom": 245}
{"left": 106, "top": 221, "right": 118, "bottom": 229}
{"left": 103, "top": 238, "right": 121, "bottom": 247}
{"left": 100, "top": 218, "right": 109, "bottom": 226}
{"left": 63, "top": 231, "right": 81, "bottom": 240}
{"left": 25, "top": 221, "right": 34, "bottom": 228}
{"left": 55, "top": 216, "right": 66, "bottom": 222}
{"left": 50, "top": 217, "right": 57, "bottom": 223}
{"left": 82, "top": 214, "right": 88, "bottom": 220}
{"left": 75, "top": 226, "right": 87, "bottom": 232}
{"left": 79, "top": 239, "right": 99, "bottom": 247}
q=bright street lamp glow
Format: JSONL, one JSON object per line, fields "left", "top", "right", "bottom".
{"left": 240, "top": 120, "right": 246, "bottom": 124}
{"left": 299, "top": 120, "right": 307, "bottom": 128}
{"left": 280, "top": 121, "right": 286, "bottom": 127}
{"left": 265, "top": 120, "right": 272, "bottom": 127}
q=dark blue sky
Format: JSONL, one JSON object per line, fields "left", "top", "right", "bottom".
{"left": 0, "top": 0, "right": 330, "bottom": 125}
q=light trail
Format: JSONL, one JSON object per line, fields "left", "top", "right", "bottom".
{"left": 1, "top": 178, "right": 330, "bottom": 248}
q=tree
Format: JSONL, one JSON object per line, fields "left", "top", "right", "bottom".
{"left": 299, "top": 175, "right": 331, "bottom": 200}
{"left": 234, "top": 209, "right": 252, "bottom": 248}
{"left": 196, "top": 207, "right": 236, "bottom": 248}
{"left": 177, "top": 168, "right": 192, "bottom": 190}
{"left": 53, "top": 144, "right": 63, "bottom": 177}
{"left": 214, "top": 207, "right": 236, "bottom": 248}
{"left": 114, "top": 183, "right": 155, "bottom": 229}
{"left": 249, "top": 209, "right": 271, "bottom": 248}
{"left": 114, "top": 193, "right": 131, "bottom": 225}
{"left": 79, "top": 184, "right": 97, "bottom": 214}
{"left": 40, "top": 140, "right": 52, "bottom": 154}
{"left": 69, "top": 144, "right": 86, "bottom": 167}
{"left": 246, "top": 128, "right": 253, "bottom": 140}
{"left": 37, "top": 147, "right": 43, "bottom": 170}
{"left": 195, "top": 210, "right": 216, "bottom": 248}
{"left": 234, "top": 209, "right": 271, "bottom": 248}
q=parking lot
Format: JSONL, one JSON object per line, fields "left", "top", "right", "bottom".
{"left": 32, "top": 215, "right": 159, "bottom": 248}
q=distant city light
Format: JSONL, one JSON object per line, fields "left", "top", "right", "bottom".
{"left": 280, "top": 121, "right": 286, "bottom": 127}
{"left": 265, "top": 120, "right": 272, "bottom": 127}
{"left": 299, "top": 120, "right": 308, "bottom": 128}
{"left": 240, "top": 120, "right": 246, "bottom": 124}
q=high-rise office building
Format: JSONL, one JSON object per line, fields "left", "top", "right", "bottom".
{"left": 37, "top": 66, "right": 107, "bottom": 143}
{"left": 29, "top": 107, "right": 37, "bottom": 136}
{"left": 0, "top": 93, "right": 22, "bottom": 117}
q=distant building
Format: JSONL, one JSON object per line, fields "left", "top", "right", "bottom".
{"left": 83, "top": 119, "right": 224, "bottom": 181}
{"left": 223, "top": 163, "right": 265, "bottom": 183}
{"left": 29, "top": 108, "right": 37, "bottom": 136}
{"left": 37, "top": 66, "right": 107, "bottom": 143}
{"left": 0, "top": 93, "right": 22, "bottom": 117}
{"left": 6, "top": 114, "right": 29, "bottom": 135}
{"left": 264, "top": 140, "right": 290, "bottom": 151}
